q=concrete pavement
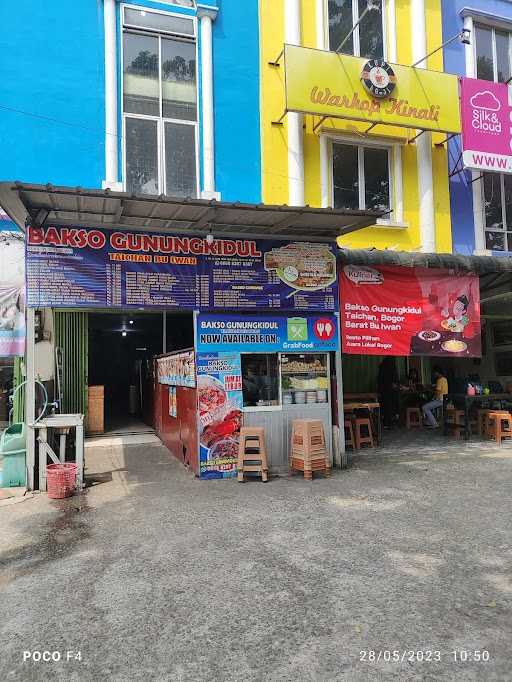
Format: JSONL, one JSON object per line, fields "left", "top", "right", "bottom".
{"left": 1, "top": 432, "right": 511, "bottom": 681}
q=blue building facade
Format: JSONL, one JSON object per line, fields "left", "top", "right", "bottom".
{"left": 443, "top": 0, "right": 512, "bottom": 255}
{"left": 0, "top": 0, "right": 261, "bottom": 204}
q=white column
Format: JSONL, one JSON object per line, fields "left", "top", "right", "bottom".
{"left": 316, "top": 0, "right": 325, "bottom": 50}
{"left": 387, "top": 0, "right": 397, "bottom": 63}
{"left": 463, "top": 15, "right": 485, "bottom": 253}
{"left": 198, "top": 7, "right": 218, "bottom": 199}
{"left": 25, "top": 308, "right": 36, "bottom": 490}
{"left": 316, "top": 0, "right": 329, "bottom": 206}
{"left": 286, "top": 0, "right": 305, "bottom": 206}
{"left": 103, "top": 0, "right": 120, "bottom": 190}
{"left": 464, "top": 15, "right": 475, "bottom": 78}
{"left": 411, "top": 0, "right": 436, "bottom": 253}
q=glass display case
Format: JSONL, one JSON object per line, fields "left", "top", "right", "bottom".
{"left": 280, "top": 353, "right": 329, "bottom": 407}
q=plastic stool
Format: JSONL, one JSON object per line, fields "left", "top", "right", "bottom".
{"left": 406, "top": 407, "right": 422, "bottom": 429}
{"left": 237, "top": 427, "right": 268, "bottom": 482}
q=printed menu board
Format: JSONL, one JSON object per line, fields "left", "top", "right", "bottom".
{"left": 26, "top": 227, "right": 338, "bottom": 312}
{"left": 157, "top": 350, "right": 195, "bottom": 387}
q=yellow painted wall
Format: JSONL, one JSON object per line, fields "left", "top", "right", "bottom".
{"left": 259, "top": 0, "right": 453, "bottom": 253}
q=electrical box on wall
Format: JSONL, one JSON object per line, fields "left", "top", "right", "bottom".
{"left": 34, "top": 310, "right": 51, "bottom": 343}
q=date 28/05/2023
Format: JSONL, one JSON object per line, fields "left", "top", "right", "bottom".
{"left": 360, "top": 650, "right": 490, "bottom": 663}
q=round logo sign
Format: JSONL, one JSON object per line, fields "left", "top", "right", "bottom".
{"left": 361, "top": 59, "right": 396, "bottom": 99}
{"left": 313, "top": 319, "right": 335, "bottom": 341}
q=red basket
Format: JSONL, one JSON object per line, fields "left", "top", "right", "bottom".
{"left": 46, "top": 463, "right": 77, "bottom": 499}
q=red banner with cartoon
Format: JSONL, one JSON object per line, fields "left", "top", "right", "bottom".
{"left": 340, "top": 266, "right": 481, "bottom": 357}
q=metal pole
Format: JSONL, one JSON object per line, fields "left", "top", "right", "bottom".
{"left": 25, "top": 308, "right": 36, "bottom": 490}
{"left": 335, "top": 4, "right": 374, "bottom": 53}
{"left": 162, "top": 311, "right": 167, "bottom": 353}
{"left": 334, "top": 312, "right": 347, "bottom": 468}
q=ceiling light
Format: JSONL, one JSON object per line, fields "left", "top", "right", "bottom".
{"left": 122, "top": 331, "right": 127, "bottom": 337}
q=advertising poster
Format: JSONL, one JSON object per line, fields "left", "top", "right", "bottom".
{"left": 340, "top": 265, "right": 481, "bottom": 357}
{"left": 196, "top": 313, "right": 339, "bottom": 353}
{"left": 168, "top": 386, "right": 177, "bottom": 418}
{"left": 157, "top": 351, "right": 195, "bottom": 387}
{"left": 26, "top": 227, "right": 338, "bottom": 312}
{"left": 196, "top": 352, "right": 243, "bottom": 480}
{"left": 0, "top": 230, "right": 25, "bottom": 357}
{"left": 461, "top": 78, "right": 512, "bottom": 174}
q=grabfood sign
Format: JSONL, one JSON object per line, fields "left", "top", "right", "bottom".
{"left": 461, "top": 77, "right": 512, "bottom": 174}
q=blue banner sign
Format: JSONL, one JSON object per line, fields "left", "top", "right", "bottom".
{"left": 196, "top": 313, "right": 339, "bottom": 353}
{"left": 196, "top": 352, "right": 243, "bottom": 480}
{"left": 26, "top": 227, "right": 338, "bottom": 312}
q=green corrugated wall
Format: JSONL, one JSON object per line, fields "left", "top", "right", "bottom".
{"left": 54, "top": 311, "right": 88, "bottom": 415}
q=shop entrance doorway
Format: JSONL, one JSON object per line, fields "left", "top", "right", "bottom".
{"left": 88, "top": 311, "right": 193, "bottom": 435}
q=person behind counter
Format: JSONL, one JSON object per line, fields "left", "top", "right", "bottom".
{"left": 377, "top": 356, "right": 400, "bottom": 429}
{"left": 422, "top": 366, "right": 448, "bottom": 428}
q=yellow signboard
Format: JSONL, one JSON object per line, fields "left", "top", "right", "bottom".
{"left": 284, "top": 44, "right": 461, "bottom": 134}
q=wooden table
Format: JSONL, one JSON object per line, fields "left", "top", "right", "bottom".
{"left": 343, "top": 401, "right": 381, "bottom": 444}
{"left": 443, "top": 393, "right": 512, "bottom": 440}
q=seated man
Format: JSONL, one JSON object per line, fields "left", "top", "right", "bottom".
{"left": 422, "top": 366, "right": 448, "bottom": 428}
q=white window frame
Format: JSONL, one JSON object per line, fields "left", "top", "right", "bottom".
{"left": 473, "top": 22, "right": 512, "bottom": 83}
{"left": 322, "top": 0, "right": 388, "bottom": 61}
{"left": 121, "top": 4, "right": 200, "bottom": 197}
{"left": 482, "top": 173, "right": 512, "bottom": 252}
{"left": 472, "top": 23, "right": 512, "bottom": 252}
{"left": 327, "top": 134, "right": 405, "bottom": 225}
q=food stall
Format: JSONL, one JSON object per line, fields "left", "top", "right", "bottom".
{"left": 153, "top": 312, "right": 339, "bottom": 479}
{"left": 195, "top": 312, "right": 338, "bottom": 478}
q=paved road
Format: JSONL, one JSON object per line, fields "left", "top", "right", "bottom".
{"left": 1, "top": 434, "right": 512, "bottom": 681}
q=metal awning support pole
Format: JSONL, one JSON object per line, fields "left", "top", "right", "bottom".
{"left": 313, "top": 116, "right": 327, "bottom": 133}
{"left": 271, "top": 111, "right": 288, "bottom": 126}
{"left": 411, "top": 29, "right": 471, "bottom": 68}
{"left": 268, "top": 48, "right": 284, "bottom": 67}
{"left": 408, "top": 129, "right": 426, "bottom": 144}
{"left": 435, "top": 132, "right": 457, "bottom": 147}
{"left": 334, "top": 312, "right": 347, "bottom": 469}
{"left": 25, "top": 308, "right": 36, "bottom": 490}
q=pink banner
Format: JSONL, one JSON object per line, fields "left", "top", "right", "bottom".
{"left": 461, "top": 77, "right": 512, "bottom": 174}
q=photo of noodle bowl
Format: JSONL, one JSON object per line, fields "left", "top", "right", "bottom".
{"left": 264, "top": 243, "right": 336, "bottom": 291}
{"left": 441, "top": 319, "right": 464, "bottom": 333}
{"left": 418, "top": 330, "right": 441, "bottom": 342}
{"left": 198, "top": 375, "right": 227, "bottom": 427}
{"left": 441, "top": 339, "right": 467, "bottom": 353}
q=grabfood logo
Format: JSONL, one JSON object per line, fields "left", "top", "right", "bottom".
{"left": 344, "top": 265, "right": 384, "bottom": 285}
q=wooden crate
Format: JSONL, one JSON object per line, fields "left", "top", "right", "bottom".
{"left": 86, "top": 385, "right": 104, "bottom": 434}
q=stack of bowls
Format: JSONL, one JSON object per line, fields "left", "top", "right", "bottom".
{"left": 294, "top": 391, "right": 306, "bottom": 405}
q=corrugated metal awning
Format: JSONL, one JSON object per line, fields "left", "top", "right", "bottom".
{"left": 338, "top": 248, "right": 512, "bottom": 274}
{"left": 0, "top": 182, "right": 383, "bottom": 242}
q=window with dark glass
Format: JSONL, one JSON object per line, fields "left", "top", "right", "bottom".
{"left": 328, "top": 0, "right": 384, "bottom": 59}
{"left": 483, "top": 173, "right": 512, "bottom": 251}
{"left": 475, "top": 24, "right": 512, "bottom": 82}
{"left": 333, "top": 142, "right": 390, "bottom": 213}
{"left": 122, "top": 7, "right": 197, "bottom": 197}
{"left": 241, "top": 354, "right": 280, "bottom": 407}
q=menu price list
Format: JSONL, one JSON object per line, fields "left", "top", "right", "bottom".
{"left": 125, "top": 269, "right": 199, "bottom": 307}
{"left": 27, "top": 257, "right": 106, "bottom": 307}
